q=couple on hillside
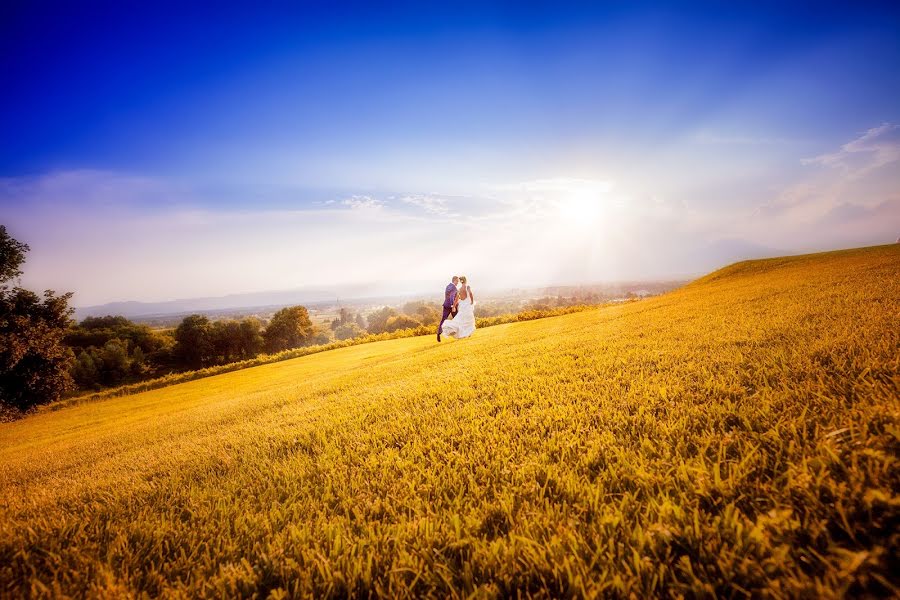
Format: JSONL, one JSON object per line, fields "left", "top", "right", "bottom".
{"left": 437, "top": 275, "right": 475, "bottom": 342}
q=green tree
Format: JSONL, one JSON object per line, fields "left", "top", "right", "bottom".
{"left": 334, "top": 322, "right": 365, "bottom": 341}
{"left": 99, "top": 339, "right": 130, "bottom": 385}
{"left": 310, "top": 327, "right": 332, "bottom": 346}
{"left": 146, "top": 332, "right": 176, "bottom": 372}
{"left": 210, "top": 320, "right": 241, "bottom": 364}
{"left": 237, "top": 318, "right": 263, "bottom": 359}
{"left": 0, "top": 227, "right": 74, "bottom": 411}
{"left": 0, "top": 226, "right": 29, "bottom": 283}
{"left": 80, "top": 315, "right": 131, "bottom": 330}
{"left": 403, "top": 301, "right": 440, "bottom": 326}
{"left": 173, "top": 314, "right": 213, "bottom": 369}
{"left": 384, "top": 314, "right": 421, "bottom": 333}
{"left": 365, "top": 307, "right": 397, "bottom": 334}
{"left": 263, "top": 306, "right": 314, "bottom": 353}
{"left": 72, "top": 349, "right": 100, "bottom": 388}
{"left": 66, "top": 315, "right": 168, "bottom": 358}
{"left": 207, "top": 319, "right": 264, "bottom": 365}
{"left": 130, "top": 346, "right": 147, "bottom": 377}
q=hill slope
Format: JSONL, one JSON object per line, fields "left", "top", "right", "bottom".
{"left": 1, "top": 245, "right": 898, "bottom": 597}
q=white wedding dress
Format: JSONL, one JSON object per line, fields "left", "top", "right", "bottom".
{"left": 442, "top": 288, "right": 476, "bottom": 339}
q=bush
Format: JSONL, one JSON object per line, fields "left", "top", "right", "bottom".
{"left": 385, "top": 314, "right": 421, "bottom": 333}
{"left": 334, "top": 323, "right": 365, "bottom": 341}
{"left": 402, "top": 301, "right": 441, "bottom": 326}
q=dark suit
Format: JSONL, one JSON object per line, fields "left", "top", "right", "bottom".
{"left": 439, "top": 283, "right": 458, "bottom": 334}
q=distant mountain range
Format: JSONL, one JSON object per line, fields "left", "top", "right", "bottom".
{"left": 72, "top": 285, "right": 409, "bottom": 320}
{"left": 73, "top": 238, "right": 785, "bottom": 320}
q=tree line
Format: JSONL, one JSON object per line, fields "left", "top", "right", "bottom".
{"left": 1, "top": 224, "right": 603, "bottom": 415}
{"left": 0, "top": 226, "right": 337, "bottom": 413}
{"left": 0, "top": 225, "right": 456, "bottom": 415}
{"left": 64, "top": 302, "right": 450, "bottom": 393}
{"left": 67, "top": 306, "right": 325, "bottom": 390}
{"left": 66, "top": 301, "right": 446, "bottom": 391}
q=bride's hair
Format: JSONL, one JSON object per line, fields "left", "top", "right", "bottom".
{"left": 459, "top": 276, "right": 467, "bottom": 284}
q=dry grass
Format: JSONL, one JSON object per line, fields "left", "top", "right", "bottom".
{"left": 52, "top": 305, "right": 598, "bottom": 411}
{"left": 1, "top": 244, "right": 898, "bottom": 598}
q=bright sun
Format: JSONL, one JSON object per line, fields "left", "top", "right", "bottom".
{"left": 559, "top": 193, "right": 604, "bottom": 224}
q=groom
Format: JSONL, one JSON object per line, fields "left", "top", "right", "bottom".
{"left": 437, "top": 275, "right": 459, "bottom": 342}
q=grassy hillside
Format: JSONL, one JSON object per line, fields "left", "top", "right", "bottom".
{"left": 1, "top": 245, "right": 898, "bottom": 598}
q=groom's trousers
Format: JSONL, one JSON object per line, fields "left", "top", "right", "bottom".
{"left": 439, "top": 305, "right": 456, "bottom": 333}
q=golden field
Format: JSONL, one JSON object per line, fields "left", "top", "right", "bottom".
{"left": 1, "top": 245, "right": 898, "bottom": 598}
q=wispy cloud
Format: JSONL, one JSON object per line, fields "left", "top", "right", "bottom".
{"left": 3, "top": 161, "right": 896, "bottom": 306}
{"left": 748, "top": 123, "right": 900, "bottom": 246}
{"left": 341, "top": 195, "right": 384, "bottom": 210}
{"left": 802, "top": 122, "right": 900, "bottom": 178}
{"left": 755, "top": 182, "right": 818, "bottom": 218}
{"left": 400, "top": 194, "right": 451, "bottom": 216}
{"left": 0, "top": 169, "right": 187, "bottom": 210}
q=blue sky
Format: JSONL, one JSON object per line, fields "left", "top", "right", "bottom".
{"left": 2, "top": 1, "right": 899, "bottom": 305}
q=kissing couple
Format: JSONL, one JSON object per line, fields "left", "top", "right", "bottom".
{"left": 437, "top": 275, "right": 476, "bottom": 342}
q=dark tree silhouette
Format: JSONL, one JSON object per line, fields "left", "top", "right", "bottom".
{"left": 0, "top": 226, "right": 29, "bottom": 283}
{"left": 0, "top": 226, "right": 74, "bottom": 412}
{"left": 173, "top": 314, "right": 214, "bottom": 369}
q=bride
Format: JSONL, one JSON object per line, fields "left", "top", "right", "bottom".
{"left": 441, "top": 276, "right": 476, "bottom": 339}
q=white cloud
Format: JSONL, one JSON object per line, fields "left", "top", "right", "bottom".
{"left": 3, "top": 160, "right": 896, "bottom": 307}
{"left": 745, "top": 123, "right": 900, "bottom": 248}
{"left": 802, "top": 122, "right": 900, "bottom": 178}
{"left": 401, "top": 194, "right": 450, "bottom": 215}
{"left": 341, "top": 195, "right": 383, "bottom": 210}
{"left": 0, "top": 169, "right": 187, "bottom": 211}
{"left": 2, "top": 170, "right": 696, "bottom": 303}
